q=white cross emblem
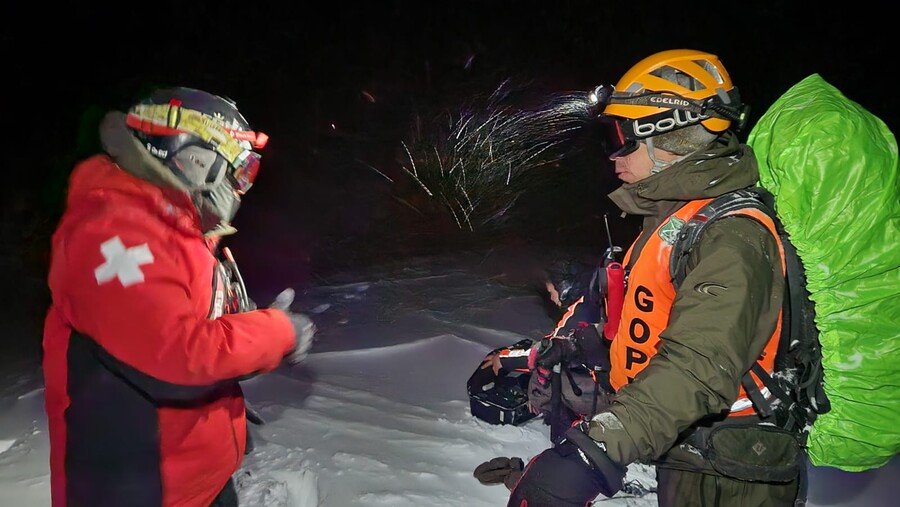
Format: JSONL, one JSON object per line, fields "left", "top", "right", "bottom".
{"left": 94, "top": 236, "right": 155, "bottom": 287}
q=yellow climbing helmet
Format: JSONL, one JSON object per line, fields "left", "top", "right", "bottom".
{"left": 590, "top": 49, "right": 748, "bottom": 154}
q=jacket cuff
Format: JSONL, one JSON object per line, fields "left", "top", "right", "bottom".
{"left": 263, "top": 308, "right": 298, "bottom": 356}
{"left": 564, "top": 424, "right": 626, "bottom": 498}
{"left": 587, "top": 411, "right": 641, "bottom": 466}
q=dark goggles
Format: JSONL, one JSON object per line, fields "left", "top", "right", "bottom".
{"left": 597, "top": 116, "right": 639, "bottom": 159}
{"left": 591, "top": 84, "right": 643, "bottom": 160}
{"left": 229, "top": 151, "right": 261, "bottom": 194}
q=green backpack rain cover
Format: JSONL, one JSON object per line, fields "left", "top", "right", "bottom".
{"left": 747, "top": 74, "right": 899, "bottom": 471}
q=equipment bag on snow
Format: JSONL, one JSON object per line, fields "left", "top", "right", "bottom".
{"left": 746, "top": 74, "right": 899, "bottom": 471}
{"left": 468, "top": 340, "right": 539, "bottom": 426}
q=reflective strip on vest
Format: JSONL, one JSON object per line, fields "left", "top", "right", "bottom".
{"left": 551, "top": 296, "right": 585, "bottom": 337}
{"left": 609, "top": 199, "right": 786, "bottom": 417}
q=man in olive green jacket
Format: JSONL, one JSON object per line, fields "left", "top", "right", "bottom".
{"left": 507, "top": 50, "right": 804, "bottom": 507}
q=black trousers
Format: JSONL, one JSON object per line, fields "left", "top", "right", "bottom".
{"left": 210, "top": 478, "right": 238, "bottom": 507}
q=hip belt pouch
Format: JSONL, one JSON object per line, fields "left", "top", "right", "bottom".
{"left": 706, "top": 424, "right": 803, "bottom": 483}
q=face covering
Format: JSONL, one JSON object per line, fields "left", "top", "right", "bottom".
{"left": 646, "top": 137, "right": 692, "bottom": 175}
{"left": 172, "top": 145, "right": 242, "bottom": 235}
{"left": 193, "top": 178, "right": 241, "bottom": 236}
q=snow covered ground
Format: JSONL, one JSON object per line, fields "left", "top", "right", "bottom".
{"left": 0, "top": 250, "right": 895, "bottom": 506}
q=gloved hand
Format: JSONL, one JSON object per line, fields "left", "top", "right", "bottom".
{"left": 484, "top": 339, "right": 536, "bottom": 375}
{"left": 533, "top": 336, "right": 575, "bottom": 369}
{"left": 506, "top": 424, "right": 625, "bottom": 507}
{"left": 269, "top": 288, "right": 317, "bottom": 365}
{"left": 473, "top": 456, "right": 524, "bottom": 489}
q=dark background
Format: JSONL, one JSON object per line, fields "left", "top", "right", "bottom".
{"left": 1, "top": 2, "right": 898, "bottom": 498}
{"left": 2, "top": 2, "right": 896, "bottom": 360}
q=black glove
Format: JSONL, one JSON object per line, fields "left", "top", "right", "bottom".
{"left": 533, "top": 337, "right": 573, "bottom": 369}
{"left": 269, "top": 288, "right": 317, "bottom": 365}
{"left": 507, "top": 426, "right": 625, "bottom": 507}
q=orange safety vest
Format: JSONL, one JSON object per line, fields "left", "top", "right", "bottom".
{"left": 609, "top": 198, "right": 786, "bottom": 417}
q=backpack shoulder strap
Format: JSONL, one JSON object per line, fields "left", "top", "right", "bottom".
{"left": 670, "top": 187, "right": 830, "bottom": 431}
{"left": 669, "top": 188, "right": 774, "bottom": 288}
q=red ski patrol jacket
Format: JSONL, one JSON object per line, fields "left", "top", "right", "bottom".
{"left": 43, "top": 154, "right": 296, "bottom": 507}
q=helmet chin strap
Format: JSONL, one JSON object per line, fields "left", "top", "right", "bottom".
{"left": 646, "top": 137, "right": 688, "bottom": 175}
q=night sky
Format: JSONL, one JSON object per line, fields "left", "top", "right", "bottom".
{"left": 2, "top": 2, "right": 895, "bottom": 358}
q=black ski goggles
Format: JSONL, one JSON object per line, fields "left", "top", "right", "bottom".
{"left": 597, "top": 116, "right": 639, "bottom": 159}
{"left": 590, "top": 84, "right": 645, "bottom": 160}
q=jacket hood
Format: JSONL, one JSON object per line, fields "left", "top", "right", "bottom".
{"left": 100, "top": 111, "right": 189, "bottom": 191}
{"left": 65, "top": 153, "right": 203, "bottom": 238}
{"left": 609, "top": 132, "right": 760, "bottom": 216}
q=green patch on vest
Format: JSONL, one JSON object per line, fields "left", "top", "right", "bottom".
{"left": 658, "top": 216, "right": 686, "bottom": 245}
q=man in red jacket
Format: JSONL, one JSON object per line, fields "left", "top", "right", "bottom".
{"left": 43, "top": 87, "right": 315, "bottom": 507}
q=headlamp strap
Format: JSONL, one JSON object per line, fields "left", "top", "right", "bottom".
{"left": 609, "top": 94, "right": 706, "bottom": 115}
{"left": 127, "top": 103, "right": 253, "bottom": 169}
{"left": 608, "top": 88, "right": 745, "bottom": 122}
